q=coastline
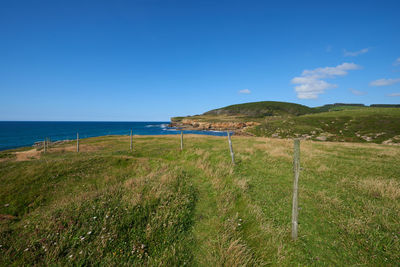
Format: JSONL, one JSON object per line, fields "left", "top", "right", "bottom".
{"left": 169, "top": 120, "right": 259, "bottom": 136}
{"left": 0, "top": 129, "right": 229, "bottom": 152}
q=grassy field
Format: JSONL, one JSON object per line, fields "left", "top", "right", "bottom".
{"left": 250, "top": 108, "right": 400, "bottom": 144}
{"left": 0, "top": 135, "right": 399, "bottom": 265}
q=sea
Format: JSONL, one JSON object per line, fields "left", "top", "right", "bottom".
{"left": 0, "top": 121, "right": 227, "bottom": 151}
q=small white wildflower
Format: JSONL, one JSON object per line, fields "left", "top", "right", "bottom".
{"left": 24, "top": 248, "right": 29, "bottom": 251}
{"left": 105, "top": 215, "right": 109, "bottom": 219}
{"left": 80, "top": 236, "right": 85, "bottom": 241}
{"left": 69, "top": 255, "right": 73, "bottom": 258}
{"left": 87, "top": 231, "right": 92, "bottom": 235}
{"left": 79, "top": 251, "right": 83, "bottom": 255}
{"left": 102, "top": 227, "right": 106, "bottom": 230}
{"left": 93, "top": 216, "right": 97, "bottom": 220}
{"left": 238, "top": 223, "right": 241, "bottom": 226}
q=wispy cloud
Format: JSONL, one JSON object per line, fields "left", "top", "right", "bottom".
{"left": 350, "top": 89, "right": 367, "bottom": 96}
{"left": 344, "top": 48, "right": 369, "bottom": 57}
{"left": 238, "top": 89, "right": 251, "bottom": 94}
{"left": 291, "top": 63, "right": 361, "bottom": 99}
{"left": 387, "top": 92, "right": 400, "bottom": 97}
{"left": 369, "top": 78, "right": 400, "bottom": 86}
{"left": 393, "top": 57, "right": 400, "bottom": 66}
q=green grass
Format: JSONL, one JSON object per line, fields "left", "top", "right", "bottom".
{"left": 172, "top": 103, "right": 400, "bottom": 145}
{"left": 314, "top": 104, "right": 367, "bottom": 112}
{"left": 1, "top": 135, "right": 399, "bottom": 265}
{"left": 204, "top": 101, "right": 314, "bottom": 117}
{"left": 250, "top": 108, "right": 400, "bottom": 143}
{"left": 171, "top": 101, "right": 315, "bottom": 122}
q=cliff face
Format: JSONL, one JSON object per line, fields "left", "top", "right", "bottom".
{"left": 169, "top": 119, "right": 260, "bottom": 133}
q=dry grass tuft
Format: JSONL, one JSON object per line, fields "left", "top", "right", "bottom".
{"left": 316, "top": 164, "right": 329, "bottom": 172}
{"left": 218, "top": 237, "right": 254, "bottom": 266}
{"left": 314, "top": 190, "right": 343, "bottom": 207}
{"left": 235, "top": 178, "right": 249, "bottom": 191}
{"left": 202, "top": 220, "right": 256, "bottom": 266}
{"left": 266, "top": 146, "right": 291, "bottom": 160}
{"left": 357, "top": 178, "right": 400, "bottom": 200}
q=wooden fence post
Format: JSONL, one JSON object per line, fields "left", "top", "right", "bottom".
{"left": 77, "top": 133, "right": 79, "bottom": 153}
{"left": 291, "top": 138, "right": 300, "bottom": 240}
{"left": 130, "top": 129, "right": 133, "bottom": 151}
{"left": 180, "top": 131, "right": 184, "bottom": 151}
{"left": 227, "top": 131, "right": 235, "bottom": 165}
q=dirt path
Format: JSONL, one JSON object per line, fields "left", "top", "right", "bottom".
{"left": 15, "top": 149, "right": 41, "bottom": 161}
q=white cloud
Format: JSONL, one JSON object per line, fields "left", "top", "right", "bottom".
{"left": 344, "top": 48, "right": 369, "bottom": 57}
{"left": 393, "top": 57, "right": 400, "bottom": 66}
{"left": 369, "top": 78, "right": 400, "bottom": 86}
{"left": 238, "top": 89, "right": 251, "bottom": 94}
{"left": 387, "top": 93, "right": 400, "bottom": 97}
{"left": 291, "top": 63, "right": 361, "bottom": 99}
{"left": 350, "top": 89, "right": 367, "bottom": 96}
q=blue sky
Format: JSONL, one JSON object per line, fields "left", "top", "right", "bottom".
{"left": 1, "top": 0, "right": 399, "bottom": 121}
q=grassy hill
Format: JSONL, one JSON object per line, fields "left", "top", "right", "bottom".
{"left": 172, "top": 102, "right": 400, "bottom": 144}
{"left": 1, "top": 135, "right": 399, "bottom": 265}
{"left": 203, "top": 101, "right": 315, "bottom": 117}
{"left": 171, "top": 101, "right": 315, "bottom": 123}
{"left": 250, "top": 108, "right": 400, "bottom": 144}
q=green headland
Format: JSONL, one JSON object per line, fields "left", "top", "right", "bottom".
{"left": 171, "top": 101, "right": 400, "bottom": 144}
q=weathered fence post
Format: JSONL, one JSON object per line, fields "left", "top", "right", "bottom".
{"left": 227, "top": 131, "right": 235, "bottom": 165}
{"left": 77, "top": 133, "right": 79, "bottom": 153}
{"left": 291, "top": 138, "right": 300, "bottom": 240}
{"left": 180, "top": 131, "right": 184, "bottom": 151}
{"left": 130, "top": 129, "right": 133, "bottom": 151}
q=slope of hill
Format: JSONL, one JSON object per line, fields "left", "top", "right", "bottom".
{"left": 171, "top": 102, "right": 400, "bottom": 143}
{"left": 170, "top": 101, "right": 315, "bottom": 132}
{"left": 250, "top": 108, "right": 400, "bottom": 144}
{"left": 203, "top": 101, "right": 315, "bottom": 117}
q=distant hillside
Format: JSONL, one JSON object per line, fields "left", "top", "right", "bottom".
{"left": 172, "top": 102, "right": 400, "bottom": 122}
{"left": 249, "top": 108, "right": 400, "bottom": 144}
{"left": 315, "top": 103, "right": 400, "bottom": 112}
{"left": 314, "top": 103, "right": 367, "bottom": 112}
{"left": 203, "top": 101, "right": 315, "bottom": 117}
{"left": 171, "top": 101, "right": 400, "bottom": 144}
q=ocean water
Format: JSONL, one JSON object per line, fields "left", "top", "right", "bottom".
{"left": 0, "top": 121, "right": 227, "bottom": 151}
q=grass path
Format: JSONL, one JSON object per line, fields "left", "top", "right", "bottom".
{"left": 1, "top": 135, "right": 399, "bottom": 265}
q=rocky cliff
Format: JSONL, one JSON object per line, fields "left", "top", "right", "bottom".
{"left": 169, "top": 119, "right": 260, "bottom": 134}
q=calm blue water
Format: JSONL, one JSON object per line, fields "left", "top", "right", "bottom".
{"left": 0, "top": 121, "right": 227, "bottom": 151}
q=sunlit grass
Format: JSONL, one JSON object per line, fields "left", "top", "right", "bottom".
{"left": 1, "top": 135, "right": 399, "bottom": 265}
